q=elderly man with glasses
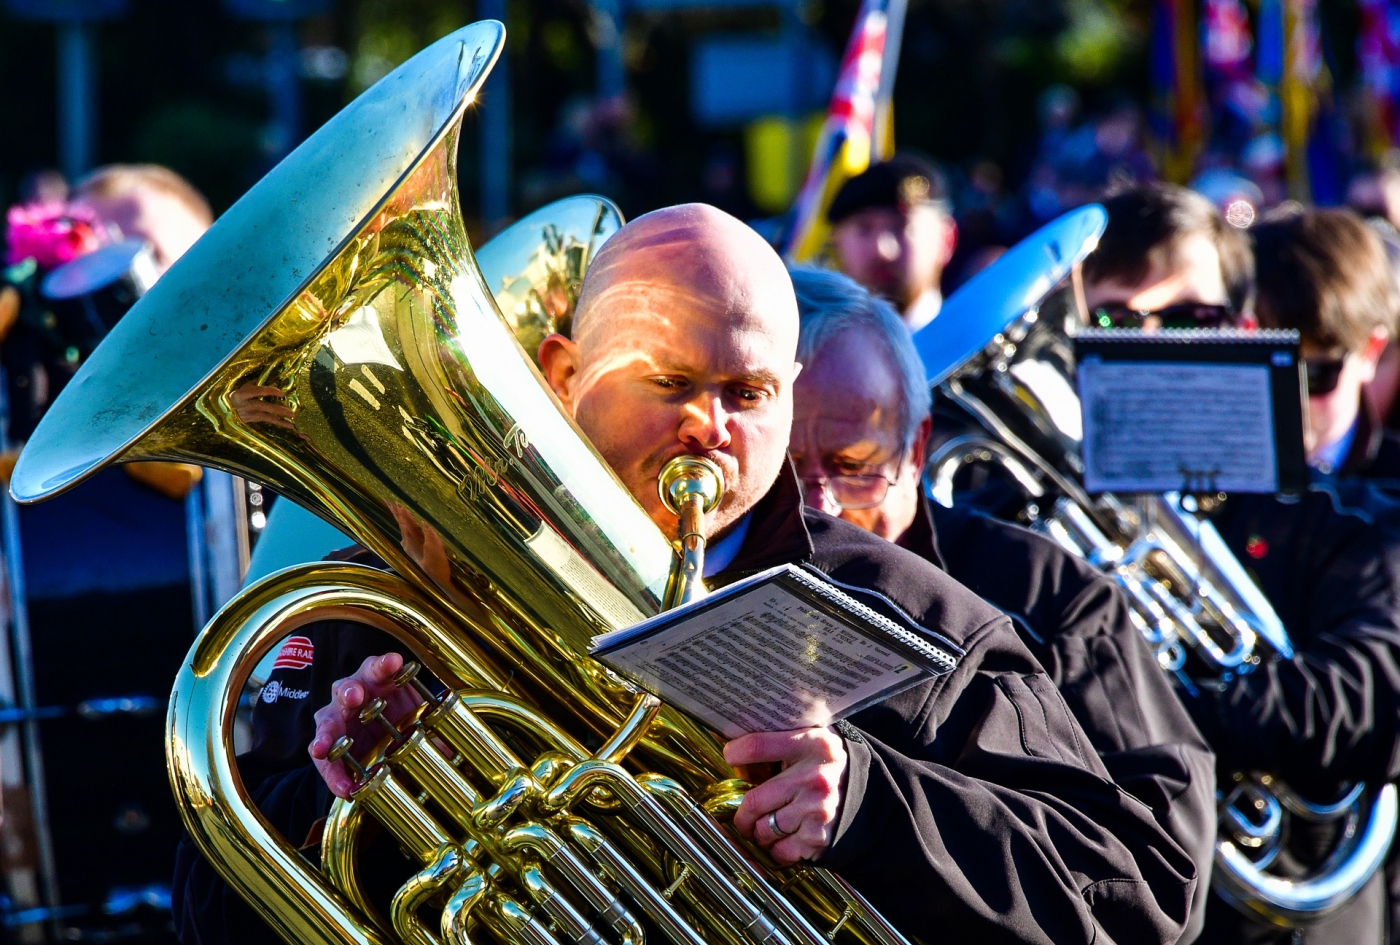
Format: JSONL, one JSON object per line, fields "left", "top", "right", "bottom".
{"left": 787, "top": 265, "right": 1218, "bottom": 941}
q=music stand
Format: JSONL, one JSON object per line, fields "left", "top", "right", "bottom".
{"left": 1074, "top": 329, "right": 1308, "bottom": 496}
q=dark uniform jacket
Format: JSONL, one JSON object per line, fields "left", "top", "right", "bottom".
{"left": 1340, "top": 391, "right": 1400, "bottom": 483}
{"left": 173, "top": 468, "right": 1197, "bottom": 945}
{"left": 1334, "top": 393, "right": 1400, "bottom": 945}
{"left": 1193, "top": 481, "right": 1400, "bottom": 945}
{"left": 898, "top": 497, "right": 1216, "bottom": 942}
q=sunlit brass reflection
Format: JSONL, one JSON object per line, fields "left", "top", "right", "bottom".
{"left": 486, "top": 204, "right": 618, "bottom": 364}
{"left": 5, "top": 21, "right": 917, "bottom": 945}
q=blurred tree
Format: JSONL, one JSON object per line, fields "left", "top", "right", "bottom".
{"left": 129, "top": 102, "right": 261, "bottom": 212}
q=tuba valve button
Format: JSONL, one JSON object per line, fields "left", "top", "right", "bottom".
{"left": 360, "top": 696, "right": 406, "bottom": 745}
{"left": 328, "top": 735, "right": 370, "bottom": 783}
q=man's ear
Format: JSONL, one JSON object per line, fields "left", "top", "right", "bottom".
{"left": 908, "top": 415, "right": 933, "bottom": 474}
{"left": 939, "top": 216, "right": 959, "bottom": 268}
{"left": 537, "top": 334, "right": 582, "bottom": 412}
{"left": 1363, "top": 328, "right": 1391, "bottom": 370}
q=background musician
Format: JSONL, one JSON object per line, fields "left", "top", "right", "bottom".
{"left": 177, "top": 203, "right": 1197, "bottom": 945}
{"left": 786, "top": 264, "right": 1217, "bottom": 940}
{"left": 71, "top": 164, "right": 214, "bottom": 276}
{"left": 1247, "top": 208, "right": 1400, "bottom": 480}
{"left": 1082, "top": 184, "right": 1400, "bottom": 945}
{"left": 826, "top": 155, "right": 957, "bottom": 332}
{"left": 1080, "top": 183, "right": 1253, "bottom": 330}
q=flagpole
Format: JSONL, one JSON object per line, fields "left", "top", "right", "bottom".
{"left": 783, "top": 0, "right": 891, "bottom": 261}
{"left": 872, "top": 0, "right": 906, "bottom": 161}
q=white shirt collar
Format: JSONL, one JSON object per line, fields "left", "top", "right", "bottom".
{"left": 904, "top": 290, "right": 943, "bottom": 333}
{"left": 703, "top": 513, "right": 751, "bottom": 578}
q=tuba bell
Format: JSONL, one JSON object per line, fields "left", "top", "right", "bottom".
{"left": 10, "top": 22, "right": 910, "bottom": 945}
{"left": 914, "top": 206, "right": 1398, "bottom": 929}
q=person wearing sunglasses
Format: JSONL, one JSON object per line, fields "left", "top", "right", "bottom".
{"left": 1250, "top": 208, "right": 1400, "bottom": 479}
{"left": 1084, "top": 185, "right": 1400, "bottom": 945}
{"left": 788, "top": 265, "right": 1213, "bottom": 941}
{"left": 1081, "top": 183, "right": 1255, "bottom": 332}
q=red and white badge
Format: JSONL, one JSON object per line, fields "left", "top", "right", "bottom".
{"left": 273, "top": 635, "right": 315, "bottom": 671}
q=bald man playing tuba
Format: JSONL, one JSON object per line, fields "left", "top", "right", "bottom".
{"left": 174, "top": 205, "right": 1194, "bottom": 945}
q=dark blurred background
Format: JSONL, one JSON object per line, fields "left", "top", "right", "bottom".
{"left": 0, "top": 0, "right": 1159, "bottom": 237}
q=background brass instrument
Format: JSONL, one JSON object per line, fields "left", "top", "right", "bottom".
{"left": 914, "top": 206, "right": 1398, "bottom": 929}
{"left": 10, "top": 22, "right": 909, "bottom": 945}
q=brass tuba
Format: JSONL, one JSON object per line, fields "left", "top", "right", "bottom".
{"left": 915, "top": 207, "right": 1398, "bottom": 928}
{"left": 10, "top": 22, "right": 909, "bottom": 945}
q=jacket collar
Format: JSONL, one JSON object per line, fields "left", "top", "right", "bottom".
{"left": 714, "top": 458, "right": 815, "bottom": 581}
{"left": 895, "top": 491, "right": 948, "bottom": 571}
{"left": 1342, "top": 390, "right": 1386, "bottom": 477}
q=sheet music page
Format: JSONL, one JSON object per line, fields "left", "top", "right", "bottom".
{"left": 597, "top": 583, "right": 928, "bottom": 738}
{"left": 1079, "top": 359, "right": 1278, "bottom": 493}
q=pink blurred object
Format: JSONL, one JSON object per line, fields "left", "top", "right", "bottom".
{"left": 4, "top": 201, "right": 104, "bottom": 269}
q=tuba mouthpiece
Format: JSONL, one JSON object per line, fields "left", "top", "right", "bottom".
{"left": 658, "top": 456, "right": 725, "bottom": 610}
{"left": 657, "top": 455, "right": 724, "bottom": 517}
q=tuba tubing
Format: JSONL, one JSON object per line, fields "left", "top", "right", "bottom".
{"left": 0, "top": 19, "right": 919, "bottom": 945}
{"left": 1214, "top": 784, "right": 1399, "bottom": 927}
{"left": 167, "top": 563, "right": 486, "bottom": 945}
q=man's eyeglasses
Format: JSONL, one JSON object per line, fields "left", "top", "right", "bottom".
{"left": 1091, "top": 302, "right": 1235, "bottom": 330}
{"left": 799, "top": 472, "right": 899, "bottom": 511}
{"left": 1304, "top": 357, "right": 1346, "bottom": 396}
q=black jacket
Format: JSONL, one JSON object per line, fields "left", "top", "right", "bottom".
{"left": 898, "top": 497, "right": 1216, "bottom": 942}
{"left": 1192, "top": 481, "right": 1400, "bottom": 945}
{"left": 1198, "top": 483, "right": 1400, "bottom": 789}
{"left": 174, "top": 468, "right": 1197, "bottom": 945}
{"left": 1334, "top": 394, "right": 1400, "bottom": 945}
{"left": 1340, "top": 392, "right": 1400, "bottom": 483}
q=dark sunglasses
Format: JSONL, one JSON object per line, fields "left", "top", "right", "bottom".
{"left": 1304, "top": 357, "right": 1346, "bottom": 396}
{"left": 1091, "top": 302, "right": 1235, "bottom": 330}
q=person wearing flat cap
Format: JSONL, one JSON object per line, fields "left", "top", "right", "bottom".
{"left": 827, "top": 154, "right": 958, "bottom": 332}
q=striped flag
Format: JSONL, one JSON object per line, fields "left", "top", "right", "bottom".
{"left": 1150, "top": 0, "right": 1204, "bottom": 182}
{"left": 1359, "top": 0, "right": 1400, "bottom": 151}
{"left": 784, "top": 0, "right": 896, "bottom": 262}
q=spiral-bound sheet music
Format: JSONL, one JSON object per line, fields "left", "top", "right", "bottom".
{"left": 1074, "top": 329, "right": 1307, "bottom": 495}
{"left": 590, "top": 564, "right": 960, "bottom": 738}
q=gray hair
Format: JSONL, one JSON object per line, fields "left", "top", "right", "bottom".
{"left": 789, "top": 266, "right": 932, "bottom": 453}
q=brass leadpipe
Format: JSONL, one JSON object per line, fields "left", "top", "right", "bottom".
{"left": 658, "top": 455, "right": 725, "bottom": 609}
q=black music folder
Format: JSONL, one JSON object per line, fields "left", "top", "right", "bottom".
{"left": 590, "top": 564, "right": 960, "bottom": 738}
{"left": 1074, "top": 329, "right": 1308, "bottom": 495}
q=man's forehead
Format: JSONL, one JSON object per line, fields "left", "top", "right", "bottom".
{"left": 791, "top": 407, "right": 902, "bottom": 458}
{"left": 609, "top": 311, "right": 792, "bottom": 372}
{"left": 583, "top": 280, "right": 794, "bottom": 357}
{"left": 1086, "top": 234, "right": 1226, "bottom": 309}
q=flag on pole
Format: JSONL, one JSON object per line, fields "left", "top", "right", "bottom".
{"left": 1358, "top": 0, "right": 1400, "bottom": 153}
{"left": 784, "top": 0, "right": 895, "bottom": 262}
{"left": 872, "top": 0, "right": 906, "bottom": 163}
{"left": 1149, "top": 0, "right": 1204, "bottom": 182}
{"left": 1275, "top": 0, "right": 1340, "bottom": 202}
